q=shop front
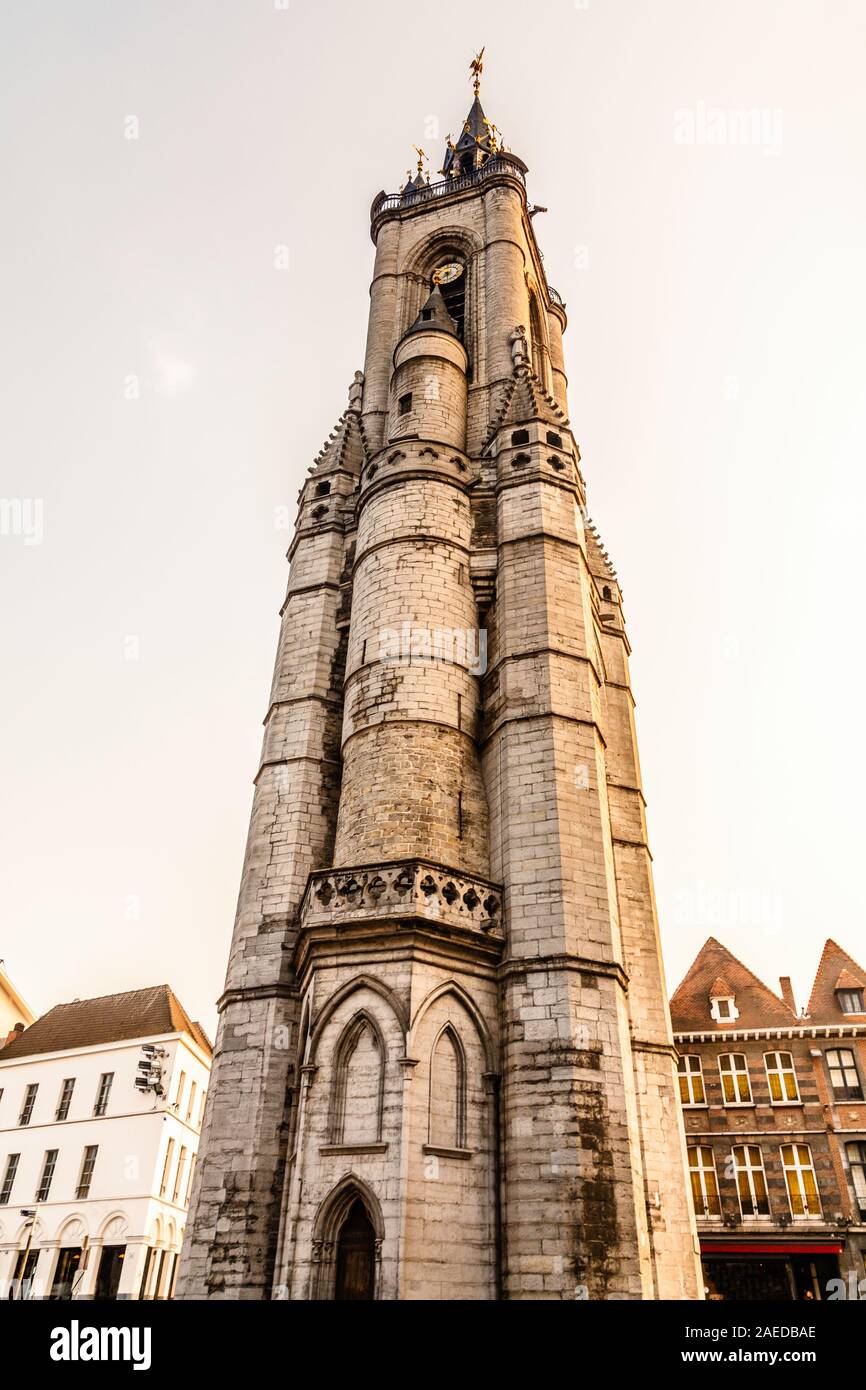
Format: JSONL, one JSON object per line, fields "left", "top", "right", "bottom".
{"left": 700, "top": 1240, "right": 843, "bottom": 1301}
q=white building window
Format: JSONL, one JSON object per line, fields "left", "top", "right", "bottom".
{"left": 781, "top": 1143, "right": 821, "bottom": 1218}
{"left": 732, "top": 1145, "right": 771, "bottom": 1217}
{"left": 18, "top": 1083, "right": 38, "bottom": 1126}
{"left": 0, "top": 1153, "right": 20, "bottom": 1205}
{"left": 172, "top": 1146, "right": 188, "bottom": 1204}
{"left": 764, "top": 1051, "right": 799, "bottom": 1103}
{"left": 174, "top": 1071, "right": 187, "bottom": 1113}
{"left": 719, "top": 1053, "right": 753, "bottom": 1105}
{"left": 186, "top": 1081, "right": 197, "bottom": 1124}
{"left": 688, "top": 1147, "right": 721, "bottom": 1217}
{"left": 93, "top": 1072, "right": 114, "bottom": 1117}
{"left": 56, "top": 1077, "right": 76, "bottom": 1121}
{"left": 185, "top": 1152, "right": 197, "bottom": 1206}
{"left": 76, "top": 1144, "right": 98, "bottom": 1199}
{"left": 36, "top": 1148, "right": 59, "bottom": 1202}
{"left": 678, "top": 1055, "right": 706, "bottom": 1106}
{"left": 159, "top": 1138, "right": 175, "bottom": 1198}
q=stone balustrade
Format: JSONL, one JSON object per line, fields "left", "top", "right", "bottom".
{"left": 299, "top": 859, "right": 504, "bottom": 940}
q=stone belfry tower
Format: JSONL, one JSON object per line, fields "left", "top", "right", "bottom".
{"left": 177, "top": 57, "right": 702, "bottom": 1301}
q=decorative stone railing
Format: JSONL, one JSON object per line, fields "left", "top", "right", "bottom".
{"left": 299, "top": 859, "right": 504, "bottom": 940}
{"left": 370, "top": 156, "right": 527, "bottom": 231}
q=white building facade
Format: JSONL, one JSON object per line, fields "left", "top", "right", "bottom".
{"left": 0, "top": 986, "right": 211, "bottom": 1299}
{"left": 0, "top": 963, "right": 35, "bottom": 1045}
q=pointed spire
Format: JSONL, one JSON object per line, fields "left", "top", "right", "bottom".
{"left": 485, "top": 356, "right": 569, "bottom": 449}
{"left": 403, "top": 284, "right": 459, "bottom": 339}
{"left": 309, "top": 374, "right": 370, "bottom": 478}
{"left": 442, "top": 49, "right": 503, "bottom": 176}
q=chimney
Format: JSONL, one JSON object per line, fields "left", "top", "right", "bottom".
{"left": 779, "top": 976, "right": 798, "bottom": 1014}
{"left": 1, "top": 1021, "right": 25, "bottom": 1049}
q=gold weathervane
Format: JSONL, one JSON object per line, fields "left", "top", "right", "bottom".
{"left": 411, "top": 145, "right": 428, "bottom": 176}
{"left": 470, "top": 47, "right": 485, "bottom": 97}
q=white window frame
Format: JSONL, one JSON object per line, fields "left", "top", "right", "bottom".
{"left": 688, "top": 1147, "right": 721, "bottom": 1218}
{"left": 92, "top": 1072, "right": 113, "bottom": 1117}
{"left": 678, "top": 1055, "right": 706, "bottom": 1107}
{"left": 826, "top": 1048, "right": 863, "bottom": 1100}
{"left": 781, "top": 1143, "right": 821, "bottom": 1219}
{"left": 732, "top": 1144, "right": 771, "bottom": 1218}
{"left": 846, "top": 1141, "right": 866, "bottom": 1219}
{"left": 719, "top": 1053, "right": 753, "bottom": 1105}
{"left": 171, "top": 1146, "right": 187, "bottom": 1205}
{"left": 764, "top": 1051, "right": 800, "bottom": 1104}
{"left": 159, "top": 1137, "right": 175, "bottom": 1198}
{"left": 710, "top": 995, "right": 739, "bottom": 1023}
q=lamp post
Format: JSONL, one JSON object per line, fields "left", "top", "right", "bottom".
{"left": 17, "top": 1209, "right": 36, "bottom": 1300}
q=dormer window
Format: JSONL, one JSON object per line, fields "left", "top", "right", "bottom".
{"left": 708, "top": 978, "right": 739, "bottom": 1023}
{"left": 837, "top": 988, "right": 864, "bottom": 1015}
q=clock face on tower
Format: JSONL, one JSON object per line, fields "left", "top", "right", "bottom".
{"left": 432, "top": 261, "right": 463, "bottom": 286}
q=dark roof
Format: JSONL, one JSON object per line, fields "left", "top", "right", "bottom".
{"left": 805, "top": 939, "right": 866, "bottom": 1024}
{"left": 403, "top": 285, "right": 458, "bottom": 339}
{"left": 670, "top": 937, "right": 798, "bottom": 1032}
{"left": 444, "top": 96, "right": 497, "bottom": 174}
{"left": 0, "top": 985, "right": 212, "bottom": 1060}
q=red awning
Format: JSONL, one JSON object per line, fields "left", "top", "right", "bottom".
{"left": 701, "top": 1242, "right": 844, "bottom": 1255}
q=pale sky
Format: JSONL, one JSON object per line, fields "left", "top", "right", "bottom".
{"left": 2, "top": 0, "right": 865, "bottom": 1038}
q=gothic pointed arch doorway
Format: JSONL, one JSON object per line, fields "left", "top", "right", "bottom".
{"left": 310, "top": 1176, "right": 384, "bottom": 1300}
{"left": 334, "top": 1199, "right": 376, "bottom": 1301}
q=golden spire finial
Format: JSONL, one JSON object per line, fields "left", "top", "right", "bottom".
{"left": 412, "top": 144, "right": 427, "bottom": 175}
{"left": 482, "top": 117, "right": 500, "bottom": 152}
{"left": 470, "top": 47, "right": 485, "bottom": 97}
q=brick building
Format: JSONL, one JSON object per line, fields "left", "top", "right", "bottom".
{"left": 176, "top": 59, "right": 703, "bottom": 1301}
{"left": 672, "top": 936, "right": 866, "bottom": 1299}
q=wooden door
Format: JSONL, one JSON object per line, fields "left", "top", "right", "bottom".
{"left": 334, "top": 1200, "right": 375, "bottom": 1301}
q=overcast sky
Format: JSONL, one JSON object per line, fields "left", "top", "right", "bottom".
{"left": 2, "top": 0, "right": 865, "bottom": 1037}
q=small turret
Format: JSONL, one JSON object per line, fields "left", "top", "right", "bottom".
{"left": 388, "top": 286, "right": 468, "bottom": 450}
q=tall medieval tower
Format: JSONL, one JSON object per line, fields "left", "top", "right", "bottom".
{"left": 177, "top": 62, "right": 703, "bottom": 1301}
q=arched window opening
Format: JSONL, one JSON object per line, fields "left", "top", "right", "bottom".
{"left": 435, "top": 265, "right": 466, "bottom": 340}
{"left": 529, "top": 292, "right": 549, "bottom": 390}
{"left": 334, "top": 1198, "right": 377, "bottom": 1301}
{"left": 428, "top": 1026, "right": 466, "bottom": 1149}
{"left": 331, "top": 1015, "right": 384, "bottom": 1146}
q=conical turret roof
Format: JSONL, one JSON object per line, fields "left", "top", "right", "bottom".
{"left": 310, "top": 406, "right": 370, "bottom": 478}
{"left": 402, "top": 284, "right": 459, "bottom": 339}
{"left": 485, "top": 363, "right": 569, "bottom": 447}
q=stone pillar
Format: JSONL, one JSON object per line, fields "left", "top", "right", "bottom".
{"left": 117, "top": 1240, "right": 150, "bottom": 1300}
